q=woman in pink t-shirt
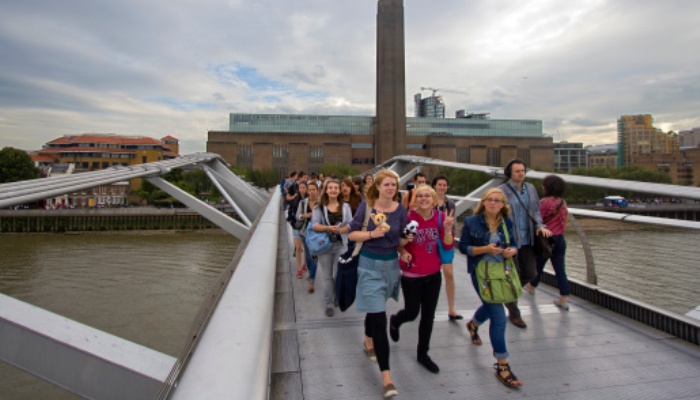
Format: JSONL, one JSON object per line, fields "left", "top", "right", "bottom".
{"left": 389, "top": 184, "right": 455, "bottom": 374}
{"left": 525, "top": 175, "right": 571, "bottom": 310}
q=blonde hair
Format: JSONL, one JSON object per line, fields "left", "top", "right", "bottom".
{"left": 414, "top": 184, "right": 437, "bottom": 205}
{"left": 474, "top": 188, "right": 510, "bottom": 218}
{"left": 366, "top": 169, "right": 400, "bottom": 206}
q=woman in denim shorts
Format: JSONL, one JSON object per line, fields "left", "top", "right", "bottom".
{"left": 348, "top": 169, "right": 409, "bottom": 399}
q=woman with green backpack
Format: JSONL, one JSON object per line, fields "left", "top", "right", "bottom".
{"left": 458, "top": 188, "right": 523, "bottom": 389}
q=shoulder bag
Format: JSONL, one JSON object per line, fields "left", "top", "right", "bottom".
{"left": 505, "top": 184, "right": 554, "bottom": 259}
{"left": 475, "top": 221, "right": 523, "bottom": 303}
{"left": 335, "top": 203, "right": 371, "bottom": 312}
{"left": 305, "top": 206, "right": 333, "bottom": 255}
{"left": 294, "top": 198, "right": 309, "bottom": 231}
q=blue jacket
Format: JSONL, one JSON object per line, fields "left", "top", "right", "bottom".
{"left": 499, "top": 182, "right": 545, "bottom": 248}
{"left": 458, "top": 214, "right": 517, "bottom": 274}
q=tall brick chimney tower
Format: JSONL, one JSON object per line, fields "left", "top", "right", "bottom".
{"left": 375, "top": 0, "right": 406, "bottom": 164}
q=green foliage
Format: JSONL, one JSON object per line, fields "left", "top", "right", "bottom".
{"left": 434, "top": 165, "right": 675, "bottom": 204}
{"left": 559, "top": 166, "right": 673, "bottom": 203}
{"left": 248, "top": 168, "right": 279, "bottom": 189}
{"left": 230, "top": 166, "right": 279, "bottom": 189}
{"left": 133, "top": 168, "right": 222, "bottom": 205}
{"left": 0, "top": 147, "right": 40, "bottom": 183}
{"left": 319, "top": 164, "right": 361, "bottom": 179}
{"left": 568, "top": 166, "right": 671, "bottom": 183}
{"left": 436, "top": 167, "right": 492, "bottom": 195}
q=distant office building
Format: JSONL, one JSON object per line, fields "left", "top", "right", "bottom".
{"left": 207, "top": 0, "right": 553, "bottom": 175}
{"left": 554, "top": 142, "right": 587, "bottom": 171}
{"left": 37, "top": 133, "right": 178, "bottom": 170}
{"left": 414, "top": 93, "right": 445, "bottom": 118}
{"left": 635, "top": 146, "right": 700, "bottom": 186}
{"left": 35, "top": 133, "right": 178, "bottom": 191}
{"left": 617, "top": 114, "right": 679, "bottom": 167}
{"left": 679, "top": 127, "right": 700, "bottom": 148}
{"left": 208, "top": 113, "right": 553, "bottom": 173}
{"left": 587, "top": 144, "right": 618, "bottom": 169}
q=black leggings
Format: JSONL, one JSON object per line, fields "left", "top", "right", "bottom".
{"left": 393, "top": 272, "right": 442, "bottom": 356}
{"left": 364, "top": 312, "right": 390, "bottom": 371}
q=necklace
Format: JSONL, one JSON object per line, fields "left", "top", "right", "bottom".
{"left": 373, "top": 199, "right": 393, "bottom": 214}
{"left": 486, "top": 215, "right": 502, "bottom": 236}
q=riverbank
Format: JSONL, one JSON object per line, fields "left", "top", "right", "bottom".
{"left": 0, "top": 208, "right": 238, "bottom": 233}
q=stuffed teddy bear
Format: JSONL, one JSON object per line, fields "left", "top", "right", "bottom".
{"left": 372, "top": 212, "right": 390, "bottom": 232}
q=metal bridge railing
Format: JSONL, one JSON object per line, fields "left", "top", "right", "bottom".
{"left": 380, "top": 155, "right": 700, "bottom": 345}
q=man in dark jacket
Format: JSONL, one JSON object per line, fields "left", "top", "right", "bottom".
{"left": 499, "top": 159, "right": 551, "bottom": 329}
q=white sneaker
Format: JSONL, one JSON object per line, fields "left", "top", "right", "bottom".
{"left": 553, "top": 300, "right": 570, "bottom": 311}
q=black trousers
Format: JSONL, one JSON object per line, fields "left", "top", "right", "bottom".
{"left": 505, "top": 245, "right": 536, "bottom": 318}
{"left": 393, "top": 272, "right": 442, "bottom": 356}
{"left": 365, "top": 312, "right": 390, "bottom": 371}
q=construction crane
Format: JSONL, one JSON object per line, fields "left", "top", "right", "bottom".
{"left": 420, "top": 86, "right": 441, "bottom": 98}
{"left": 420, "top": 87, "right": 470, "bottom": 97}
{"left": 418, "top": 87, "right": 469, "bottom": 118}
{"left": 420, "top": 87, "right": 469, "bottom": 118}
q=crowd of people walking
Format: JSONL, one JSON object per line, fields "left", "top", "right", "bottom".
{"left": 282, "top": 158, "right": 569, "bottom": 398}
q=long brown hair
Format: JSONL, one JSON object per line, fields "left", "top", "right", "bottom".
{"left": 341, "top": 177, "right": 362, "bottom": 213}
{"left": 319, "top": 179, "right": 345, "bottom": 210}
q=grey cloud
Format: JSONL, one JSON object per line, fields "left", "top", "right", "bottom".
{"left": 1, "top": 1, "right": 699, "bottom": 154}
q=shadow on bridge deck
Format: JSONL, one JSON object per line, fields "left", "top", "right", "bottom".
{"left": 272, "top": 223, "right": 700, "bottom": 400}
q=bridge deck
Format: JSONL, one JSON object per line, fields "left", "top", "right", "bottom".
{"left": 272, "top": 224, "right": 700, "bottom": 400}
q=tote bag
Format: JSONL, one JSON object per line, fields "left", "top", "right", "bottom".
{"left": 305, "top": 206, "right": 333, "bottom": 255}
{"left": 437, "top": 211, "right": 454, "bottom": 264}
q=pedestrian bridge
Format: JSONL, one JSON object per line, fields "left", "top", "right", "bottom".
{"left": 1, "top": 154, "right": 699, "bottom": 399}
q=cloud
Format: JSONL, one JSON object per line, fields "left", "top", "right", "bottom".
{"left": 0, "top": 0, "right": 699, "bottom": 155}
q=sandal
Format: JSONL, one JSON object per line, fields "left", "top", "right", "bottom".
{"left": 466, "top": 320, "right": 482, "bottom": 345}
{"left": 296, "top": 270, "right": 303, "bottom": 279}
{"left": 494, "top": 362, "right": 522, "bottom": 388}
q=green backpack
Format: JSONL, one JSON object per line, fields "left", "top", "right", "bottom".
{"left": 475, "top": 221, "right": 523, "bottom": 304}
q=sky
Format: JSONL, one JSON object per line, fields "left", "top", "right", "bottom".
{"left": 1, "top": 0, "right": 699, "bottom": 156}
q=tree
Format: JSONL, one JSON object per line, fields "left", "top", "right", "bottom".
{"left": 0, "top": 147, "right": 39, "bottom": 183}
{"left": 436, "top": 167, "right": 492, "bottom": 195}
{"left": 320, "top": 164, "right": 361, "bottom": 179}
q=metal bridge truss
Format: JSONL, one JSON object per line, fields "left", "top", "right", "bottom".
{"left": 374, "top": 155, "right": 700, "bottom": 230}
{"left": 2, "top": 153, "right": 700, "bottom": 399}
{"left": 0, "top": 153, "right": 271, "bottom": 399}
{"left": 0, "top": 153, "right": 268, "bottom": 238}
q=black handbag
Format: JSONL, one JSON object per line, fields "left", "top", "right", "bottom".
{"left": 533, "top": 233, "right": 554, "bottom": 259}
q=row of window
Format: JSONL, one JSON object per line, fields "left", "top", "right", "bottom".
{"left": 76, "top": 162, "right": 129, "bottom": 170}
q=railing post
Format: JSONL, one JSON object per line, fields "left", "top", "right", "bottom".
{"left": 568, "top": 214, "right": 597, "bottom": 285}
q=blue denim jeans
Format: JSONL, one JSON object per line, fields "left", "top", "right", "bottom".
{"left": 301, "top": 236, "right": 318, "bottom": 282}
{"left": 531, "top": 235, "right": 570, "bottom": 296}
{"left": 470, "top": 273, "right": 508, "bottom": 359}
{"left": 317, "top": 243, "right": 345, "bottom": 308}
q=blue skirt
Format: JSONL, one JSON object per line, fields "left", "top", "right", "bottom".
{"left": 355, "top": 254, "right": 401, "bottom": 313}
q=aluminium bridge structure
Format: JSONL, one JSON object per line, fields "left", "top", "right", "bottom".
{"left": 0, "top": 154, "right": 699, "bottom": 399}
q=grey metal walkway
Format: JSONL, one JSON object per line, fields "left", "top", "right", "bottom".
{"left": 273, "top": 226, "right": 700, "bottom": 400}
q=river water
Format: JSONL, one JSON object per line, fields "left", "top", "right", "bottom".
{"left": 1, "top": 222, "right": 699, "bottom": 399}
{"left": 0, "top": 230, "right": 237, "bottom": 400}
